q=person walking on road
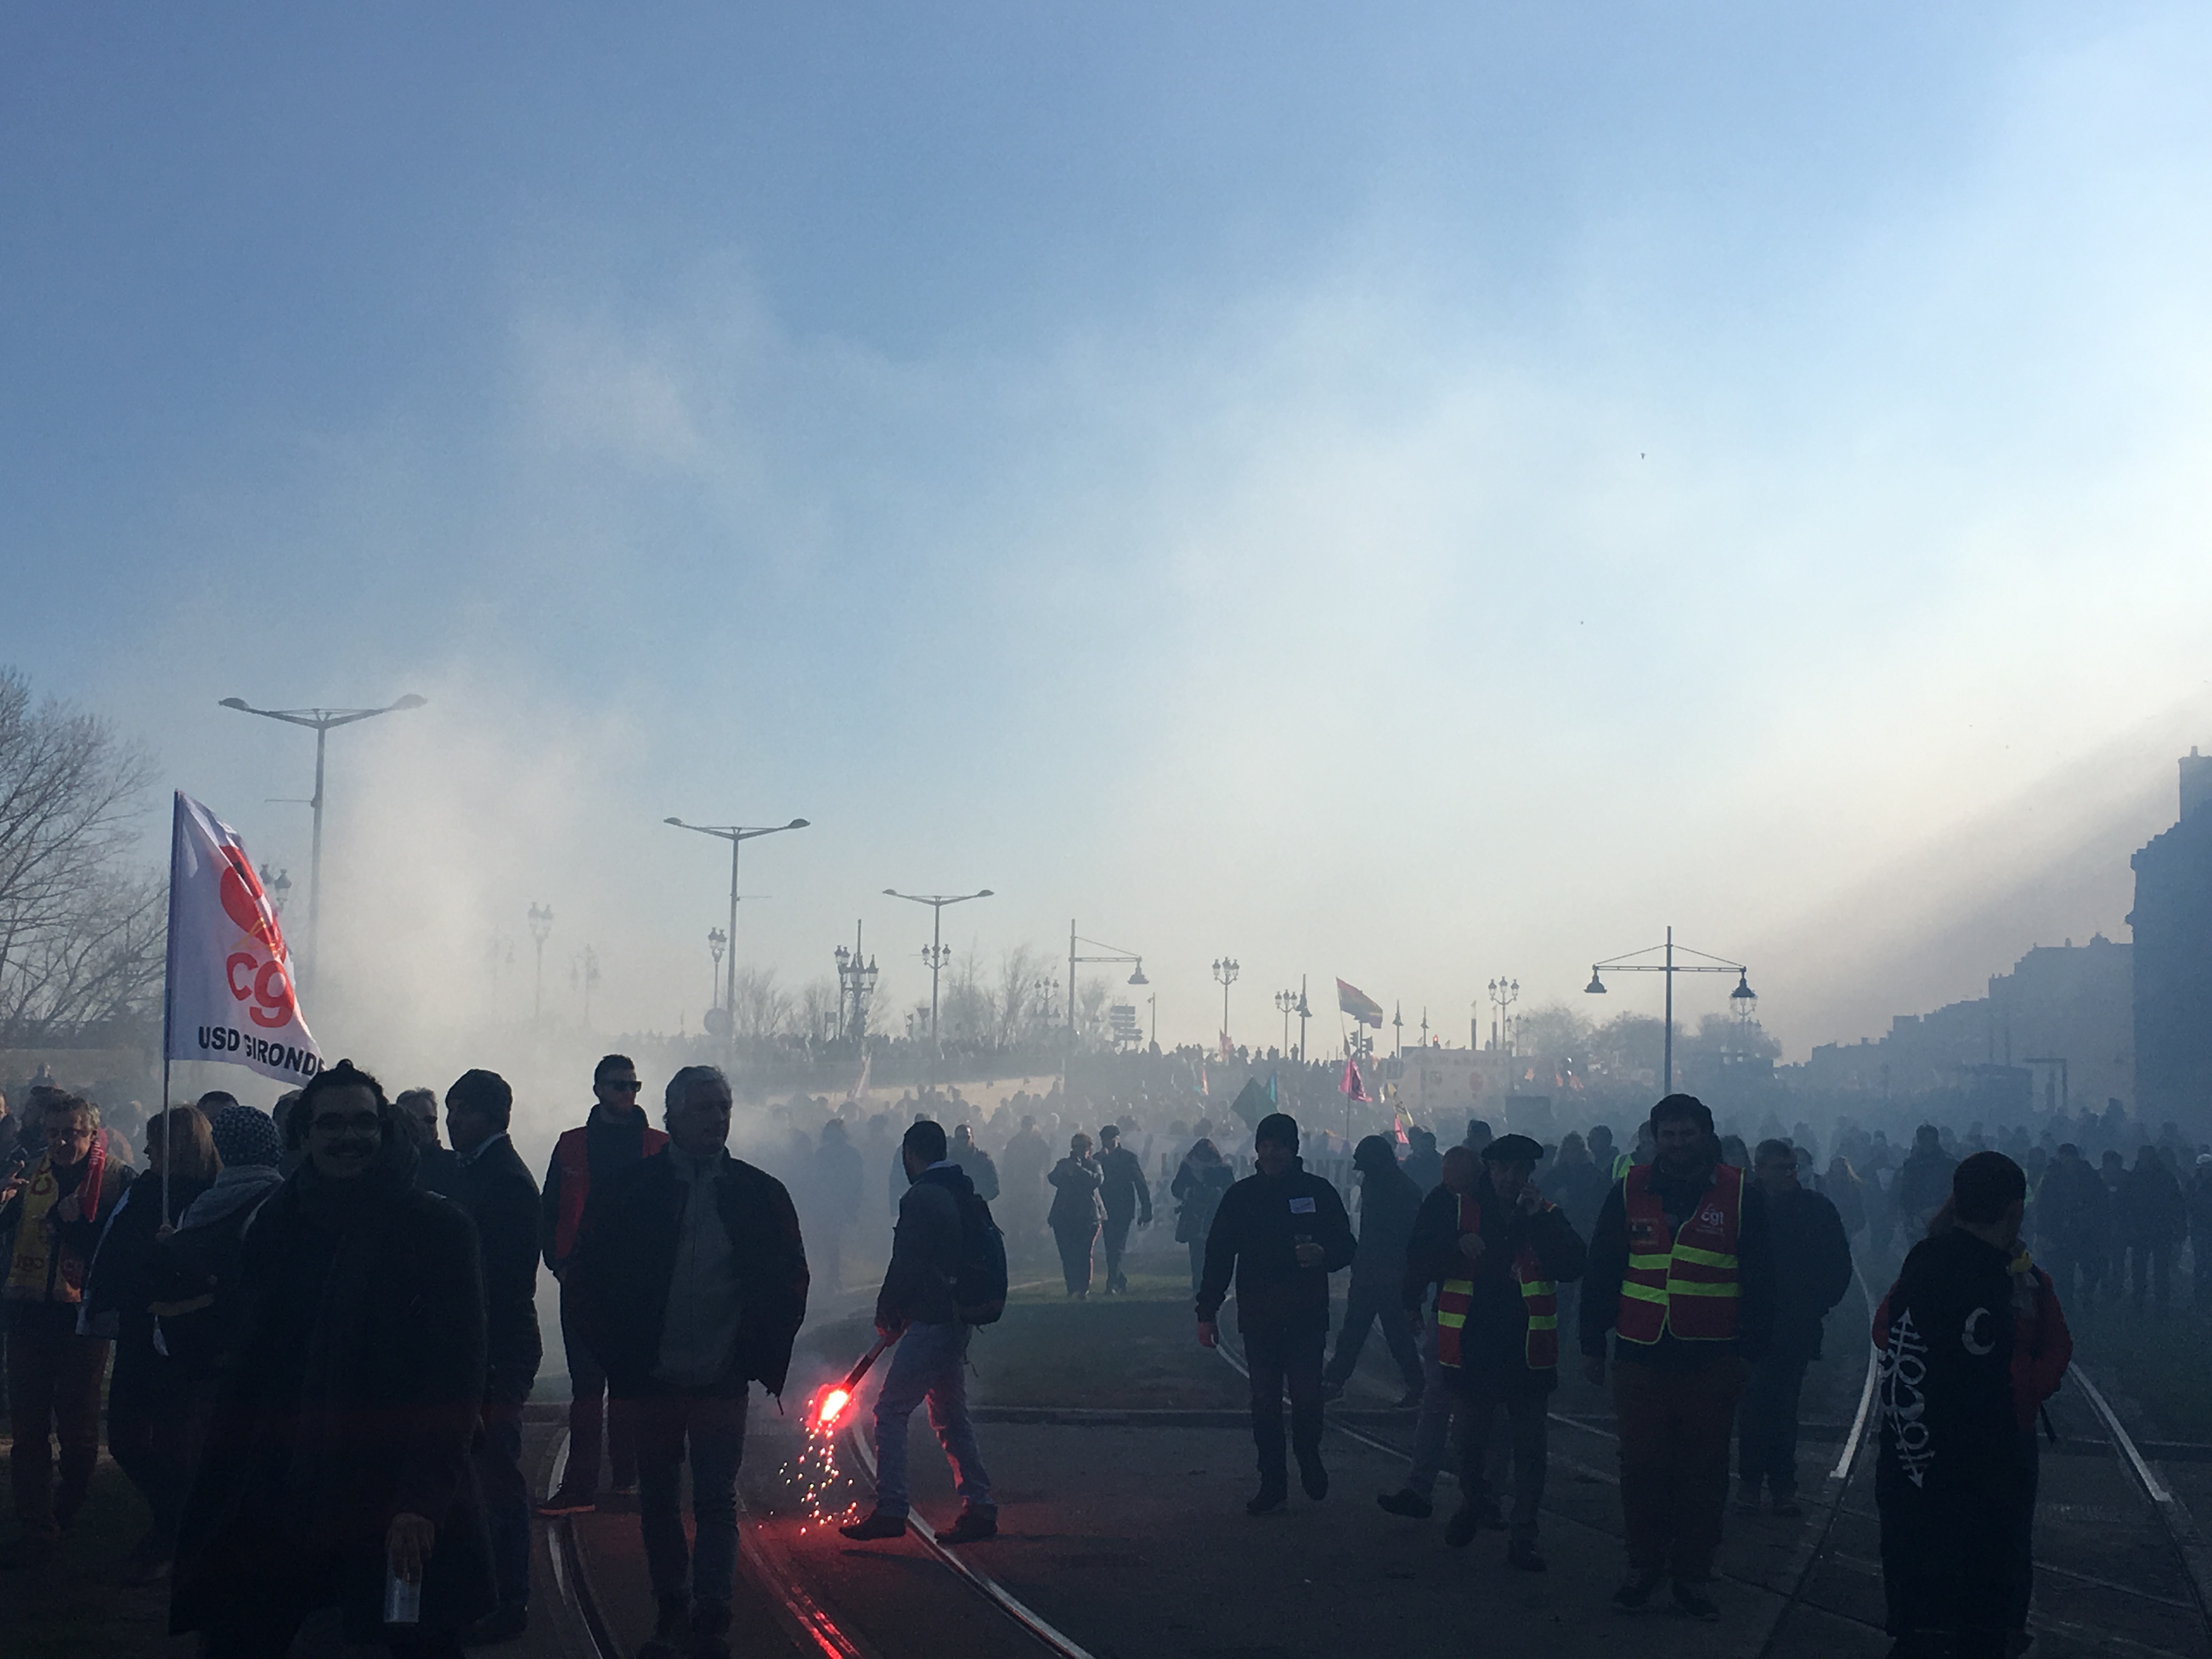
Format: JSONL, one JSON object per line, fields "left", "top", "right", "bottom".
{"left": 1893, "top": 1125, "right": 1957, "bottom": 1240}
{"left": 950, "top": 1124, "right": 1000, "bottom": 1202}
{"left": 0, "top": 1090, "right": 134, "bottom": 1562}
{"left": 999, "top": 1116, "right": 1049, "bottom": 1250}
{"left": 564, "top": 1065, "right": 809, "bottom": 1659}
{"left": 1737, "top": 1139, "right": 1852, "bottom": 1517}
{"left": 2188, "top": 1154, "right": 2212, "bottom": 1307}
{"left": 2119, "top": 1144, "right": 2185, "bottom": 1312}
{"left": 1581, "top": 1094, "right": 1774, "bottom": 1622}
{"left": 1401, "top": 1126, "right": 1444, "bottom": 1195}
{"left": 1171, "top": 1138, "right": 1233, "bottom": 1296}
{"left": 538, "top": 1054, "right": 668, "bottom": 1516}
{"left": 170, "top": 1061, "right": 494, "bottom": 1657}
{"left": 841, "top": 1120, "right": 1000, "bottom": 1546}
{"left": 442, "top": 1070, "right": 542, "bottom": 1645}
{"left": 1096, "top": 1125, "right": 1152, "bottom": 1295}
{"left": 812, "top": 1119, "right": 864, "bottom": 1295}
{"left": 1872, "top": 1153, "right": 2036, "bottom": 1659}
{"left": 1378, "top": 1147, "right": 1485, "bottom": 1522}
{"left": 1408, "top": 1133, "right": 1584, "bottom": 1570}
{"left": 2034, "top": 1144, "right": 2105, "bottom": 1308}
{"left": 1195, "top": 1113, "right": 1356, "bottom": 1516}
{"left": 1046, "top": 1133, "right": 1104, "bottom": 1298}
{"left": 1323, "top": 1135, "right": 1424, "bottom": 1407}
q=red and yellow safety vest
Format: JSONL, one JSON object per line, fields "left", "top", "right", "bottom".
{"left": 550, "top": 1121, "right": 669, "bottom": 1263}
{"left": 1435, "top": 1192, "right": 1561, "bottom": 1372}
{"left": 1616, "top": 1161, "right": 1743, "bottom": 1344}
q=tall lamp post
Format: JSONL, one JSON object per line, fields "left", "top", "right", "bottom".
{"left": 1068, "top": 922, "right": 1147, "bottom": 1040}
{"left": 706, "top": 928, "right": 727, "bottom": 1025}
{"left": 833, "top": 922, "right": 879, "bottom": 1043}
{"left": 1584, "top": 926, "right": 1757, "bottom": 1095}
{"left": 1486, "top": 977, "right": 1520, "bottom": 1052}
{"left": 218, "top": 692, "right": 427, "bottom": 987}
{"left": 883, "top": 889, "right": 994, "bottom": 1067}
{"left": 527, "top": 903, "right": 554, "bottom": 1023}
{"left": 1275, "top": 989, "right": 1298, "bottom": 1057}
{"left": 664, "top": 816, "right": 810, "bottom": 1031}
{"left": 1211, "top": 957, "right": 1240, "bottom": 1048}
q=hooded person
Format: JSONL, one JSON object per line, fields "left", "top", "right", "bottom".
{"left": 1322, "top": 1135, "right": 1425, "bottom": 1407}
{"left": 1195, "top": 1113, "right": 1357, "bottom": 1515}
{"left": 1403, "top": 1132, "right": 1586, "bottom": 1570}
{"left": 1872, "top": 1152, "right": 2038, "bottom": 1659}
{"left": 170, "top": 1060, "right": 495, "bottom": 1657}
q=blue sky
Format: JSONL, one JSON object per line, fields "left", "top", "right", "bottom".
{"left": 6, "top": 4, "right": 2210, "bottom": 1065}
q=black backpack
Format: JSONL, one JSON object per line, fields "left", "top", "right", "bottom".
{"left": 952, "top": 1189, "right": 1009, "bottom": 1326}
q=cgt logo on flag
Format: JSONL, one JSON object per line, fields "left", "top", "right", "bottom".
{"left": 165, "top": 792, "right": 322, "bottom": 1087}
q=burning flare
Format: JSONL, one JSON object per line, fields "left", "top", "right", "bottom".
{"left": 816, "top": 1386, "right": 853, "bottom": 1427}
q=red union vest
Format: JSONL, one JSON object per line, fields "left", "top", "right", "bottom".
{"left": 551, "top": 1120, "right": 669, "bottom": 1263}
{"left": 1434, "top": 1192, "right": 1561, "bottom": 1372}
{"left": 1616, "top": 1161, "right": 1743, "bottom": 1344}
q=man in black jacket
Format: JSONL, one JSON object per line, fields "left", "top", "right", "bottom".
{"left": 1876, "top": 1152, "right": 2029, "bottom": 1659}
{"left": 1323, "top": 1135, "right": 1424, "bottom": 1407}
{"left": 170, "top": 1060, "right": 493, "bottom": 1657}
{"left": 1737, "top": 1139, "right": 1852, "bottom": 1517}
{"left": 565, "top": 1065, "right": 807, "bottom": 1659}
{"left": 443, "top": 1069, "right": 542, "bottom": 1645}
{"left": 538, "top": 1054, "right": 668, "bottom": 1516}
{"left": 1196, "top": 1113, "right": 1356, "bottom": 1515}
{"left": 1096, "top": 1124, "right": 1152, "bottom": 1295}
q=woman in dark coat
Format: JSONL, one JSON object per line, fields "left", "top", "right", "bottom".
{"left": 83, "top": 1107, "right": 221, "bottom": 1585}
{"left": 1046, "top": 1133, "right": 1105, "bottom": 1298}
{"left": 1171, "top": 1138, "right": 1234, "bottom": 1295}
{"left": 171, "top": 1060, "right": 493, "bottom": 1658}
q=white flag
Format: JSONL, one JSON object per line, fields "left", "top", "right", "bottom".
{"left": 163, "top": 791, "right": 322, "bottom": 1087}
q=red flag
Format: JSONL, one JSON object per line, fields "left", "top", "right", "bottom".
{"left": 1339, "top": 1056, "right": 1371, "bottom": 1102}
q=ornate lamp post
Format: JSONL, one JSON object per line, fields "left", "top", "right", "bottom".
{"left": 527, "top": 903, "right": 554, "bottom": 1023}
{"left": 1211, "top": 957, "right": 1240, "bottom": 1048}
{"left": 1585, "top": 926, "right": 1757, "bottom": 1094}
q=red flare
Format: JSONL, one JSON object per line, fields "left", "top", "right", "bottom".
{"left": 816, "top": 1387, "right": 853, "bottom": 1427}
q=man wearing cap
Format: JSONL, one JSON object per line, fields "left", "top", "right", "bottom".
{"left": 1196, "top": 1113, "right": 1356, "bottom": 1515}
{"left": 1581, "top": 1094, "right": 1775, "bottom": 1622}
{"left": 1406, "top": 1132, "right": 1585, "bottom": 1570}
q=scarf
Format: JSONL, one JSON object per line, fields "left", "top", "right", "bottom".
{"left": 5, "top": 1141, "right": 109, "bottom": 1304}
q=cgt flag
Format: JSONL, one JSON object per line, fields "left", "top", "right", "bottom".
{"left": 163, "top": 791, "right": 322, "bottom": 1088}
{"left": 1336, "top": 978, "right": 1385, "bottom": 1029}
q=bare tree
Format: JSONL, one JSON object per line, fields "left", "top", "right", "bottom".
{"left": 992, "top": 944, "right": 1043, "bottom": 1047}
{"left": 794, "top": 975, "right": 839, "bottom": 1044}
{"left": 0, "top": 670, "right": 162, "bottom": 1045}
{"left": 730, "top": 965, "right": 793, "bottom": 1046}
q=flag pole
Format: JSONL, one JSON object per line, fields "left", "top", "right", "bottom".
{"left": 160, "top": 792, "right": 184, "bottom": 1227}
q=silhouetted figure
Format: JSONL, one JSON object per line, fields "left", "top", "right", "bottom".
{"left": 1096, "top": 1125, "right": 1152, "bottom": 1294}
{"left": 1401, "top": 1126, "right": 1443, "bottom": 1194}
{"left": 1171, "top": 1139, "right": 1232, "bottom": 1295}
{"left": 171, "top": 1062, "right": 494, "bottom": 1656}
{"left": 1893, "top": 1125, "right": 1958, "bottom": 1237}
{"left": 2034, "top": 1144, "right": 2106, "bottom": 1306}
{"left": 1000, "top": 1116, "right": 1049, "bottom": 1245}
{"left": 1196, "top": 1114, "right": 1356, "bottom": 1515}
{"left": 2188, "top": 1155, "right": 2212, "bottom": 1306}
{"left": 1737, "top": 1140, "right": 1851, "bottom": 1516}
{"left": 813, "top": 1119, "right": 865, "bottom": 1294}
{"left": 1046, "top": 1135, "right": 1104, "bottom": 1297}
{"left": 1323, "top": 1136, "right": 1424, "bottom": 1406}
{"left": 2119, "top": 1144, "right": 2185, "bottom": 1311}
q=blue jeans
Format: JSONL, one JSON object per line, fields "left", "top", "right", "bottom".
{"left": 871, "top": 1322, "right": 992, "bottom": 1518}
{"left": 635, "top": 1390, "right": 746, "bottom": 1609}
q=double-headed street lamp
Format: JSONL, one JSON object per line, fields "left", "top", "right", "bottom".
{"left": 1585, "top": 926, "right": 1757, "bottom": 1094}
{"left": 664, "top": 816, "right": 810, "bottom": 1034}
{"left": 218, "top": 692, "right": 427, "bottom": 987}
{"left": 1212, "top": 957, "right": 1240, "bottom": 1048}
{"left": 1486, "top": 977, "right": 1520, "bottom": 1053}
{"left": 1275, "top": 988, "right": 1299, "bottom": 1056}
{"left": 883, "top": 888, "right": 994, "bottom": 1059}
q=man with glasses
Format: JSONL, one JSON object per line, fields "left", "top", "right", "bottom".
{"left": 538, "top": 1055, "right": 668, "bottom": 1516}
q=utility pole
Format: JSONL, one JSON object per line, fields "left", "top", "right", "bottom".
{"left": 885, "top": 889, "right": 994, "bottom": 1079}
{"left": 218, "top": 692, "right": 427, "bottom": 988}
{"left": 664, "top": 815, "right": 810, "bottom": 1039}
{"left": 1586, "top": 925, "right": 1757, "bottom": 1094}
{"left": 1296, "top": 975, "right": 1310, "bottom": 1065}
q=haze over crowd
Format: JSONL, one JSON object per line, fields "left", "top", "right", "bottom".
{"left": 7, "top": 5, "right": 2211, "bottom": 1075}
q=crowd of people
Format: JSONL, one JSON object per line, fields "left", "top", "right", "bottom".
{"left": 0, "top": 1054, "right": 2188, "bottom": 1658}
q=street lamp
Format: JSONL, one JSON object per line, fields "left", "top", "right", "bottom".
{"left": 833, "top": 922, "right": 879, "bottom": 1043}
{"left": 572, "top": 945, "right": 601, "bottom": 1028}
{"left": 664, "top": 816, "right": 810, "bottom": 1032}
{"left": 1584, "top": 926, "right": 1757, "bottom": 1095}
{"left": 1211, "top": 957, "right": 1240, "bottom": 1048}
{"left": 1275, "top": 989, "right": 1298, "bottom": 1056}
{"left": 258, "top": 865, "right": 292, "bottom": 918}
{"left": 527, "top": 903, "right": 554, "bottom": 1023}
{"left": 1486, "top": 977, "right": 1520, "bottom": 1053}
{"left": 218, "top": 691, "right": 427, "bottom": 987}
{"left": 883, "top": 888, "right": 994, "bottom": 1064}
{"left": 706, "top": 928, "right": 728, "bottom": 1030}
{"left": 1068, "top": 922, "right": 1147, "bottom": 1039}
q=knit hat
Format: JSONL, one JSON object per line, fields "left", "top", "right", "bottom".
{"left": 1254, "top": 1112, "right": 1300, "bottom": 1149}
{"left": 211, "top": 1104, "right": 283, "bottom": 1169}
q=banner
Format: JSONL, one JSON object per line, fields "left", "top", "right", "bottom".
{"left": 164, "top": 792, "right": 322, "bottom": 1088}
{"left": 1339, "top": 1056, "right": 1370, "bottom": 1102}
{"left": 1336, "top": 978, "right": 1385, "bottom": 1029}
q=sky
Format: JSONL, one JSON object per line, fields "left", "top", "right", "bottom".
{"left": 5, "top": 3, "right": 2211, "bottom": 1077}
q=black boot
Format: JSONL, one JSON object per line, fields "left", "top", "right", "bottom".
{"left": 1444, "top": 1506, "right": 1481, "bottom": 1548}
{"left": 1296, "top": 1451, "right": 1329, "bottom": 1500}
{"left": 1246, "top": 1476, "right": 1288, "bottom": 1516}
{"left": 637, "top": 1596, "right": 691, "bottom": 1659}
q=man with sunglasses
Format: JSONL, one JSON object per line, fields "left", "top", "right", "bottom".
{"left": 538, "top": 1055, "right": 668, "bottom": 1516}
